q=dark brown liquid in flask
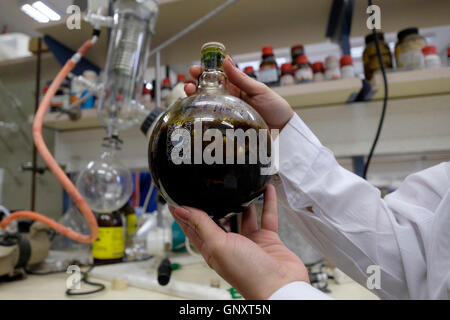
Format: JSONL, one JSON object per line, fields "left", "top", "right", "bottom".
{"left": 148, "top": 42, "right": 273, "bottom": 219}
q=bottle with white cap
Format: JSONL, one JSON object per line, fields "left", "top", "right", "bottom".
{"left": 325, "top": 55, "right": 341, "bottom": 80}
{"left": 422, "top": 45, "right": 441, "bottom": 69}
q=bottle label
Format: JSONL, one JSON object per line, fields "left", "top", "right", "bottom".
{"left": 341, "top": 66, "right": 355, "bottom": 79}
{"left": 161, "top": 88, "right": 171, "bottom": 100}
{"left": 280, "top": 74, "right": 295, "bottom": 86}
{"left": 325, "top": 68, "right": 341, "bottom": 80}
{"left": 424, "top": 56, "right": 441, "bottom": 69}
{"left": 92, "top": 227, "right": 124, "bottom": 260}
{"left": 398, "top": 50, "right": 424, "bottom": 69}
{"left": 126, "top": 213, "right": 137, "bottom": 236}
{"left": 295, "top": 68, "right": 313, "bottom": 82}
{"left": 258, "top": 67, "right": 278, "bottom": 84}
{"left": 313, "top": 73, "right": 325, "bottom": 82}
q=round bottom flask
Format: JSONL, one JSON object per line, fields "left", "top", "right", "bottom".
{"left": 148, "top": 42, "right": 273, "bottom": 219}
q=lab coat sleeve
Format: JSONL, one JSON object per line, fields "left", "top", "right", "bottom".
{"left": 268, "top": 281, "right": 333, "bottom": 300}
{"left": 272, "top": 113, "right": 449, "bottom": 299}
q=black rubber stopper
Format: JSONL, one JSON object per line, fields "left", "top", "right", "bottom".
{"left": 157, "top": 258, "right": 172, "bottom": 286}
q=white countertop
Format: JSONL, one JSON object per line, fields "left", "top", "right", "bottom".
{"left": 0, "top": 260, "right": 378, "bottom": 300}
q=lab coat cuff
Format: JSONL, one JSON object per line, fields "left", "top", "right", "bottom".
{"left": 268, "top": 281, "right": 333, "bottom": 300}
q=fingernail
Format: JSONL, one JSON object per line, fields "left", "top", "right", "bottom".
{"left": 173, "top": 206, "right": 190, "bottom": 222}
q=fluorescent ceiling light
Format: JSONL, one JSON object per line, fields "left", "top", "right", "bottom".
{"left": 32, "top": 1, "right": 61, "bottom": 21}
{"left": 21, "top": 4, "right": 50, "bottom": 23}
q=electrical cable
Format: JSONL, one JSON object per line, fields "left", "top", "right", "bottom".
{"left": 363, "top": 0, "right": 389, "bottom": 179}
{"left": 65, "top": 254, "right": 155, "bottom": 295}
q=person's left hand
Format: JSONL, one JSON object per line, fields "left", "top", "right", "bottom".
{"left": 168, "top": 184, "right": 309, "bottom": 300}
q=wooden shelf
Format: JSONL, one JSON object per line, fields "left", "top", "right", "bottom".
{"left": 40, "top": 66, "right": 450, "bottom": 130}
{"left": 371, "top": 66, "right": 450, "bottom": 100}
{"left": 273, "top": 77, "right": 362, "bottom": 109}
{"left": 278, "top": 66, "right": 450, "bottom": 109}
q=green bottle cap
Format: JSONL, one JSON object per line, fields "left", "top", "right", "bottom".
{"left": 201, "top": 42, "right": 226, "bottom": 71}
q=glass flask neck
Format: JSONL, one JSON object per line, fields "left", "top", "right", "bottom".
{"left": 197, "top": 70, "right": 227, "bottom": 93}
{"left": 102, "top": 135, "right": 123, "bottom": 153}
{"left": 198, "top": 42, "right": 227, "bottom": 94}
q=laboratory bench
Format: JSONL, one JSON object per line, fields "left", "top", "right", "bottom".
{"left": 0, "top": 259, "right": 378, "bottom": 300}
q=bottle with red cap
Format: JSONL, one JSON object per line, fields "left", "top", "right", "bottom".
{"left": 422, "top": 45, "right": 441, "bottom": 69}
{"left": 280, "top": 63, "right": 295, "bottom": 86}
{"left": 243, "top": 66, "right": 257, "bottom": 79}
{"left": 340, "top": 55, "right": 355, "bottom": 79}
{"left": 291, "top": 44, "right": 305, "bottom": 68}
{"left": 311, "top": 62, "right": 325, "bottom": 82}
{"left": 161, "top": 77, "right": 172, "bottom": 102}
{"left": 142, "top": 82, "right": 152, "bottom": 107}
{"left": 176, "top": 74, "right": 186, "bottom": 85}
{"left": 294, "top": 55, "right": 313, "bottom": 83}
{"left": 258, "top": 46, "right": 279, "bottom": 86}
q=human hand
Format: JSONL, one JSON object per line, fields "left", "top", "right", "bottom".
{"left": 168, "top": 184, "right": 309, "bottom": 300}
{"left": 184, "top": 56, "right": 294, "bottom": 131}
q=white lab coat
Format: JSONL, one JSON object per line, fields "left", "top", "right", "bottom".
{"left": 269, "top": 113, "right": 450, "bottom": 300}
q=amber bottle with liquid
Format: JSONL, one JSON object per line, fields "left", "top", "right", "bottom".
{"left": 363, "top": 32, "right": 393, "bottom": 81}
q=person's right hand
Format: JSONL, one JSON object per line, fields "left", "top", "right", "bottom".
{"left": 169, "top": 184, "right": 309, "bottom": 300}
{"left": 184, "top": 56, "right": 294, "bottom": 131}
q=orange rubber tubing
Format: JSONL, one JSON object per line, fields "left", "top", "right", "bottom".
{"left": 0, "top": 39, "right": 98, "bottom": 243}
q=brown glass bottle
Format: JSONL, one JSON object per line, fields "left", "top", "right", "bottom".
{"left": 363, "top": 32, "right": 393, "bottom": 80}
{"left": 258, "top": 46, "right": 279, "bottom": 86}
{"left": 92, "top": 211, "right": 125, "bottom": 265}
{"left": 290, "top": 44, "right": 305, "bottom": 68}
{"left": 243, "top": 66, "right": 257, "bottom": 79}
